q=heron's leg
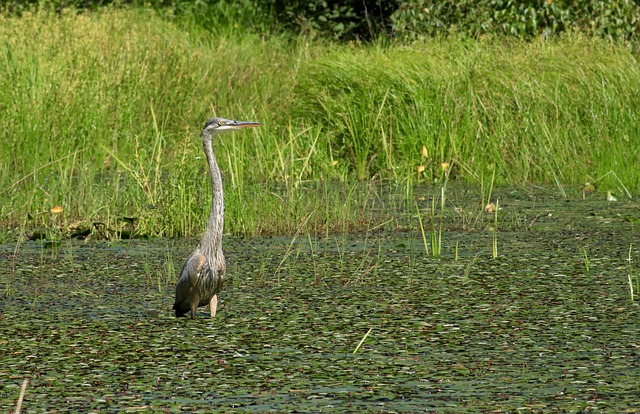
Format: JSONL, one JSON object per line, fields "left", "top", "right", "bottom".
{"left": 190, "top": 292, "right": 199, "bottom": 319}
{"left": 209, "top": 295, "right": 218, "bottom": 318}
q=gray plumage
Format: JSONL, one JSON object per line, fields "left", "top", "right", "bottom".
{"left": 173, "top": 117, "right": 262, "bottom": 318}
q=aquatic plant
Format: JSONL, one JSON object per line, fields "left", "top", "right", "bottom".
{"left": 1, "top": 7, "right": 639, "bottom": 238}
{"left": 628, "top": 243, "right": 637, "bottom": 302}
{"left": 2, "top": 194, "right": 639, "bottom": 411}
{"left": 352, "top": 328, "right": 373, "bottom": 354}
{"left": 579, "top": 246, "right": 591, "bottom": 273}
{"left": 492, "top": 198, "right": 499, "bottom": 259}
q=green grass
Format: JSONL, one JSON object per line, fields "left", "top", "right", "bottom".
{"left": 579, "top": 246, "right": 591, "bottom": 273}
{"left": 1, "top": 6, "right": 639, "bottom": 239}
{"left": 628, "top": 243, "right": 637, "bottom": 302}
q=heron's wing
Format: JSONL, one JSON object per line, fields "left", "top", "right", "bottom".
{"left": 173, "top": 253, "right": 207, "bottom": 315}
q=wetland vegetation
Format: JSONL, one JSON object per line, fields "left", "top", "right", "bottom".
{"left": 2, "top": 186, "right": 639, "bottom": 411}
{"left": 1, "top": 5, "right": 640, "bottom": 239}
{"left": 1, "top": 1, "right": 640, "bottom": 412}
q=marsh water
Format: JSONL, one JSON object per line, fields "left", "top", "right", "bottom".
{"left": 1, "top": 186, "right": 639, "bottom": 412}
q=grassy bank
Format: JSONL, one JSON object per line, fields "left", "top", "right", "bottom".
{"left": 1, "top": 7, "right": 638, "bottom": 240}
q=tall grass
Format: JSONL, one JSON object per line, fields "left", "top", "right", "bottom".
{"left": 1, "top": 6, "right": 639, "bottom": 238}
{"left": 295, "top": 38, "right": 640, "bottom": 188}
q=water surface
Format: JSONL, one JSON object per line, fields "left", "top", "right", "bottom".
{"left": 1, "top": 187, "right": 639, "bottom": 412}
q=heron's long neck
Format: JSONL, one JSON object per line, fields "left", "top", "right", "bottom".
{"left": 200, "top": 137, "right": 224, "bottom": 255}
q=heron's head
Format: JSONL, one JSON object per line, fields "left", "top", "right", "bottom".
{"left": 202, "top": 117, "right": 262, "bottom": 140}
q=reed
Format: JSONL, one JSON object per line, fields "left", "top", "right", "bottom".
{"left": 628, "top": 244, "right": 637, "bottom": 302}
{"left": 579, "top": 247, "right": 591, "bottom": 273}
{"left": 1, "top": 6, "right": 639, "bottom": 238}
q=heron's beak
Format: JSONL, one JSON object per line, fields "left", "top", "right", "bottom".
{"left": 228, "top": 120, "right": 262, "bottom": 129}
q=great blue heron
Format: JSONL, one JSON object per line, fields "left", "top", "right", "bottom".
{"left": 173, "top": 117, "right": 262, "bottom": 318}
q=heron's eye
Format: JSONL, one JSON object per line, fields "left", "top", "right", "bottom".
{"left": 218, "top": 120, "right": 225, "bottom": 126}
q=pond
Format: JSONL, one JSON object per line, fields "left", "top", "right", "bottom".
{"left": 1, "top": 186, "right": 639, "bottom": 412}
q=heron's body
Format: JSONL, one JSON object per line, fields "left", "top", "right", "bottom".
{"left": 173, "top": 117, "right": 261, "bottom": 318}
{"left": 173, "top": 244, "right": 225, "bottom": 318}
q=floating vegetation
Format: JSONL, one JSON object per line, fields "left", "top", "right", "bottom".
{"left": 1, "top": 186, "right": 639, "bottom": 411}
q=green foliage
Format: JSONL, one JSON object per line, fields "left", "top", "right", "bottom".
{"left": 0, "top": 0, "right": 396, "bottom": 40}
{"left": 2, "top": 203, "right": 639, "bottom": 410}
{"left": 0, "top": 7, "right": 287, "bottom": 237}
{"left": 4, "top": 0, "right": 640, "bottom": 42}
{"left": 260, "top": 0, "right": 398, "bottom": 40}
{"left": 1, "top": 7, "right": 639, "bottom": 238}
{"left": 167, "top": 0, "right": 274, "bottom": 37}
{"left": 295, "top": 37, "right": 640, "bottom": 186}
{"left": 391, "top": 0, "right": 640, "bottom": 43}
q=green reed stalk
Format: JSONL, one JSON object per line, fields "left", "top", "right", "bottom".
{"left": 415, "top": 202, "right": 430, "bottom": 256}
{"left": 492, "top": 198, "right": 499, "bottom": 259}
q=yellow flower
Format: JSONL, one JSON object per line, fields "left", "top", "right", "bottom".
{"left": 421, "top": 146, "right": 428, "bottom": 159}
{"left": 417, "top": 165, "right": 425, "bottom": 173}
{"left": 51, "top": 206, "right": 63, "bottom": 214}
{"left": 440, "top": 162, "right": 450, "bottom": 171}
